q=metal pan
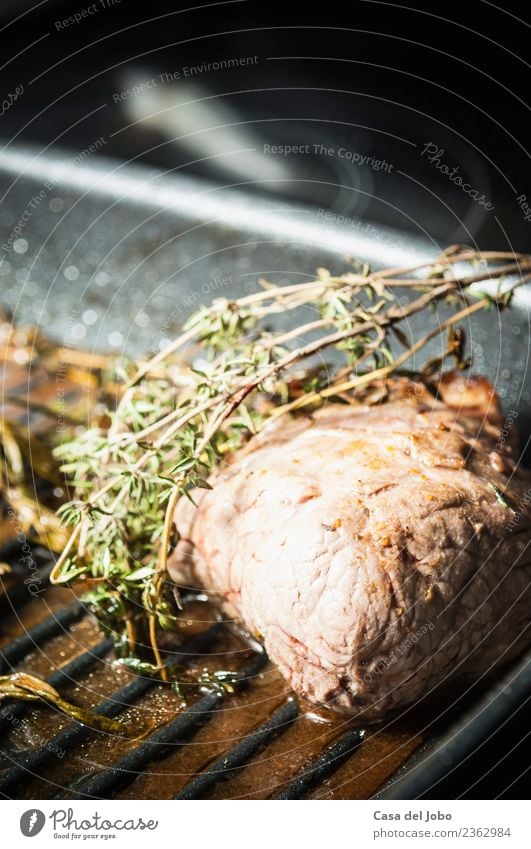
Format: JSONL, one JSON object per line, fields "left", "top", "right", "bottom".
{"left": 0, "top": 144, "right": 529, "bottom": 799}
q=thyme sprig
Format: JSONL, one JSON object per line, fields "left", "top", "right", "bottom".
{"left": 50, "top": 247, "right": 531, "bottom": 676}
{"left": 0, "top": 672, "right": 128, "bottom": 734}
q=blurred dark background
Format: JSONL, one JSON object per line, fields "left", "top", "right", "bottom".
{"left": 1, "top": 0, "right": 530, "bottom": 249}
{"left": 0, "top": 0, "right": 529, "bottom": 799}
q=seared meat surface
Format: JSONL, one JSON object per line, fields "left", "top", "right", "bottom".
{"left": 169, "top": 376, "right": 531, "bottom": 719}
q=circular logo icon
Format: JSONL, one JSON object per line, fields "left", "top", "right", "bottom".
{"left": 20, "top": 810, "right": 46, "bottom": 837}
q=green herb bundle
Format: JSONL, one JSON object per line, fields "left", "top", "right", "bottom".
{"left": 50, "top": 247, "right": 531, "bottom": 678}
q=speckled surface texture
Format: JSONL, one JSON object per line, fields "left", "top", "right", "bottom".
{"left": 0, "top": 146, "right": 529, "bottom": 419}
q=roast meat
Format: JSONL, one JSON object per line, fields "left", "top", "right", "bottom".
{"left": 168, "top": 375, "right": 531, "bottom": 719}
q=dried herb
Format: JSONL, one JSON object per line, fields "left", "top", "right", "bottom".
{"left": 48, "top": 247, "right": 531, "bottom": 678}
{"left": 0, "top": 672, "right": 125, "bottom": 734}
{"left": 0, "top": 308, "right": 114, "bottom": 552}
{"left": 0, "top": 419, "right": 67, "bottom": 552}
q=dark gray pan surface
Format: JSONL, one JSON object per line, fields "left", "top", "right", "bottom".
{"left": 0, "top": 145, "right": 529, "bottom": 415}
{"left": 0, "top": 145, "right": 529, "bottom": 798}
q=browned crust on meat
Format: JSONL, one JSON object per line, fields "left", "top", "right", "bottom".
{"left": 168, "top": 375, "right": 531, "bottom": 719}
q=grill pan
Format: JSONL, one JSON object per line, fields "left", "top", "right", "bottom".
{"left": 0, "top": 145, "right": 530, "bottom": 799}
